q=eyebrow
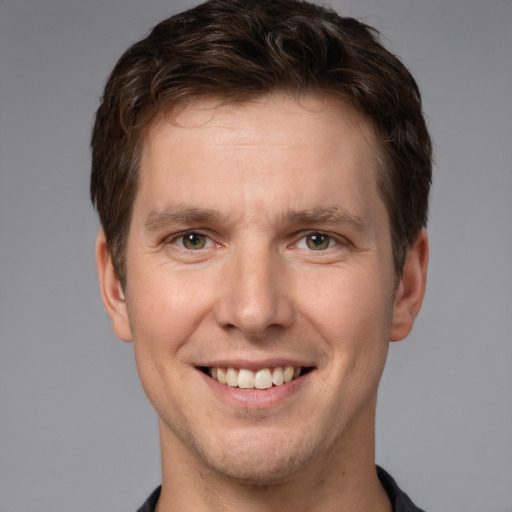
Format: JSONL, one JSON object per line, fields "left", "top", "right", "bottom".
{"left": 282, "top": 207, "right": 370, "bottom": 232}
{"left": 144, "top": 205, "right": 226, "bottom": 232}
{"left": 144, "top": 205, "right": 370, "bottom": 233}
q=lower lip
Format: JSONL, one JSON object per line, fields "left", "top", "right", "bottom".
{"left": 199, "top": 369, "right": 311, "bottom": 409}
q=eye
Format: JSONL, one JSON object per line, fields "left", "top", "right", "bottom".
{"left": 306, "top": 233, "right": 331, "bottom": 250}
{"left": 177, "top": 232, "right": 210, "bottom": 250}
{"left": 297, "top": 232, "right": 336, "bottom": 251}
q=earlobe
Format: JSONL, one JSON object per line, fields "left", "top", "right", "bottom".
{"left": 390, "top": 229, "right": 429, "bottom": 342}
{"left": 95, "top": 231, "right": 133, "bottom": 342}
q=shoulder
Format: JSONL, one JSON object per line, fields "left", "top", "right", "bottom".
{"left": 377, "top": 466, "right": 427, "bottom": 512}
{"left": 136, "top": 486, "right": 161, "bottom": 512}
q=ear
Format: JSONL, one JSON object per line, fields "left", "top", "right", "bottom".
{"left": 390, "top": 229, "right": 429, "bottom": 342}
{"left": 95, "top": 230, "right": 133, "bottom": 342}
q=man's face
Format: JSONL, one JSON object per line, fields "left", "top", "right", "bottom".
{"left": 100, "top": 93, "right": 424, "bottom": 483}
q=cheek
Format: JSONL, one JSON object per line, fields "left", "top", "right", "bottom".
{"left": 298, "top": 268, "right": 393, "bottom": 339}
{"left": 298, "top": 267, "right": 393, "bottom": 390}
{"left": 126, "top": 265, "right": 214, "bottom": 343}
{"left": 125, "top": 270, "right": 209, "bottom": 416}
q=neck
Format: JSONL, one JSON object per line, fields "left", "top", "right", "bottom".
{"left": 155, "top": 405, "right": 391, "bottom": 512}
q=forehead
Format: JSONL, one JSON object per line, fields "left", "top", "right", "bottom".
{"left": 147, "top": 93, "right": 377, "bottom": 152}
{"left": 136, "top": 93, "right": 383, "bottom": 224}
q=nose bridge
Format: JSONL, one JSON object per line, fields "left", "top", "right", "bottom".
{"left": 214, "top": 237, "right": 294, "bottom": 335}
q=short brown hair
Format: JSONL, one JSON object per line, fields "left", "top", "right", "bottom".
{"left": 91, "top": 0, "right": 432, "bottom": 287}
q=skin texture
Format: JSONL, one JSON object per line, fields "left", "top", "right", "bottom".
{"left": 97, "top": 93, "right": 428, "bottom": 512}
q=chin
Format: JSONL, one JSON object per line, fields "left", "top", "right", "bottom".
{"left": 207, "top": 454, "right": 313, "bottom": 486}
{"left": 189, "top": 428, "right": 323, "bottom": 486}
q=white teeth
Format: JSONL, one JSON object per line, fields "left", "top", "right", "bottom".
{"left": 283, "top": 366, "right": 294, "bottom": 383}
{"left": 237, "top": 369, "right": 255, "bottom": 388}
{"left": 217, "top": 367, "right": 226, "bottom": 384}
{"left": 272, "top": 367, "right": 284, "bottom": 386}
{"left": 226, "top": 367, "right": 238, "bottom": 387}
{"left": 254, "top": 369, "right": 273, "bottom": 389}
{"left": 208, "top": 365, "right": 305, "bottom": 389}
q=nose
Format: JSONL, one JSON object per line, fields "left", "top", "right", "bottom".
{"left": 213, "top": 243, "right": 295, "bottom": 336}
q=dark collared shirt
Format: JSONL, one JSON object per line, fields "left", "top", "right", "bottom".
{"left": 136, "top": 466, "right": 426, "bottom": 512}
{"left": 377, "top": 466, "right": 426, "bottom": 512}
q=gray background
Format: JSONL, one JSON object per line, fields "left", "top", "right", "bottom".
{"left": 1, "top": 0, "right": 511, "bottom": 510}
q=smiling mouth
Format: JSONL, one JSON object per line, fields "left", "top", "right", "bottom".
{"left": 199, "top": 366, "right": 313, "bottom": 390}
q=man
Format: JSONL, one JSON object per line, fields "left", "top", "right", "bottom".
{"left": 91, "top": 0, "right": 431, "bottom": 510}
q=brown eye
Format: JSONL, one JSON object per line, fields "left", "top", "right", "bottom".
{"left": 181, "top": 233, "right": 207, "bottom": 250}
{"left": 305, "top": 233, "right": 331, "bottom": 250}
